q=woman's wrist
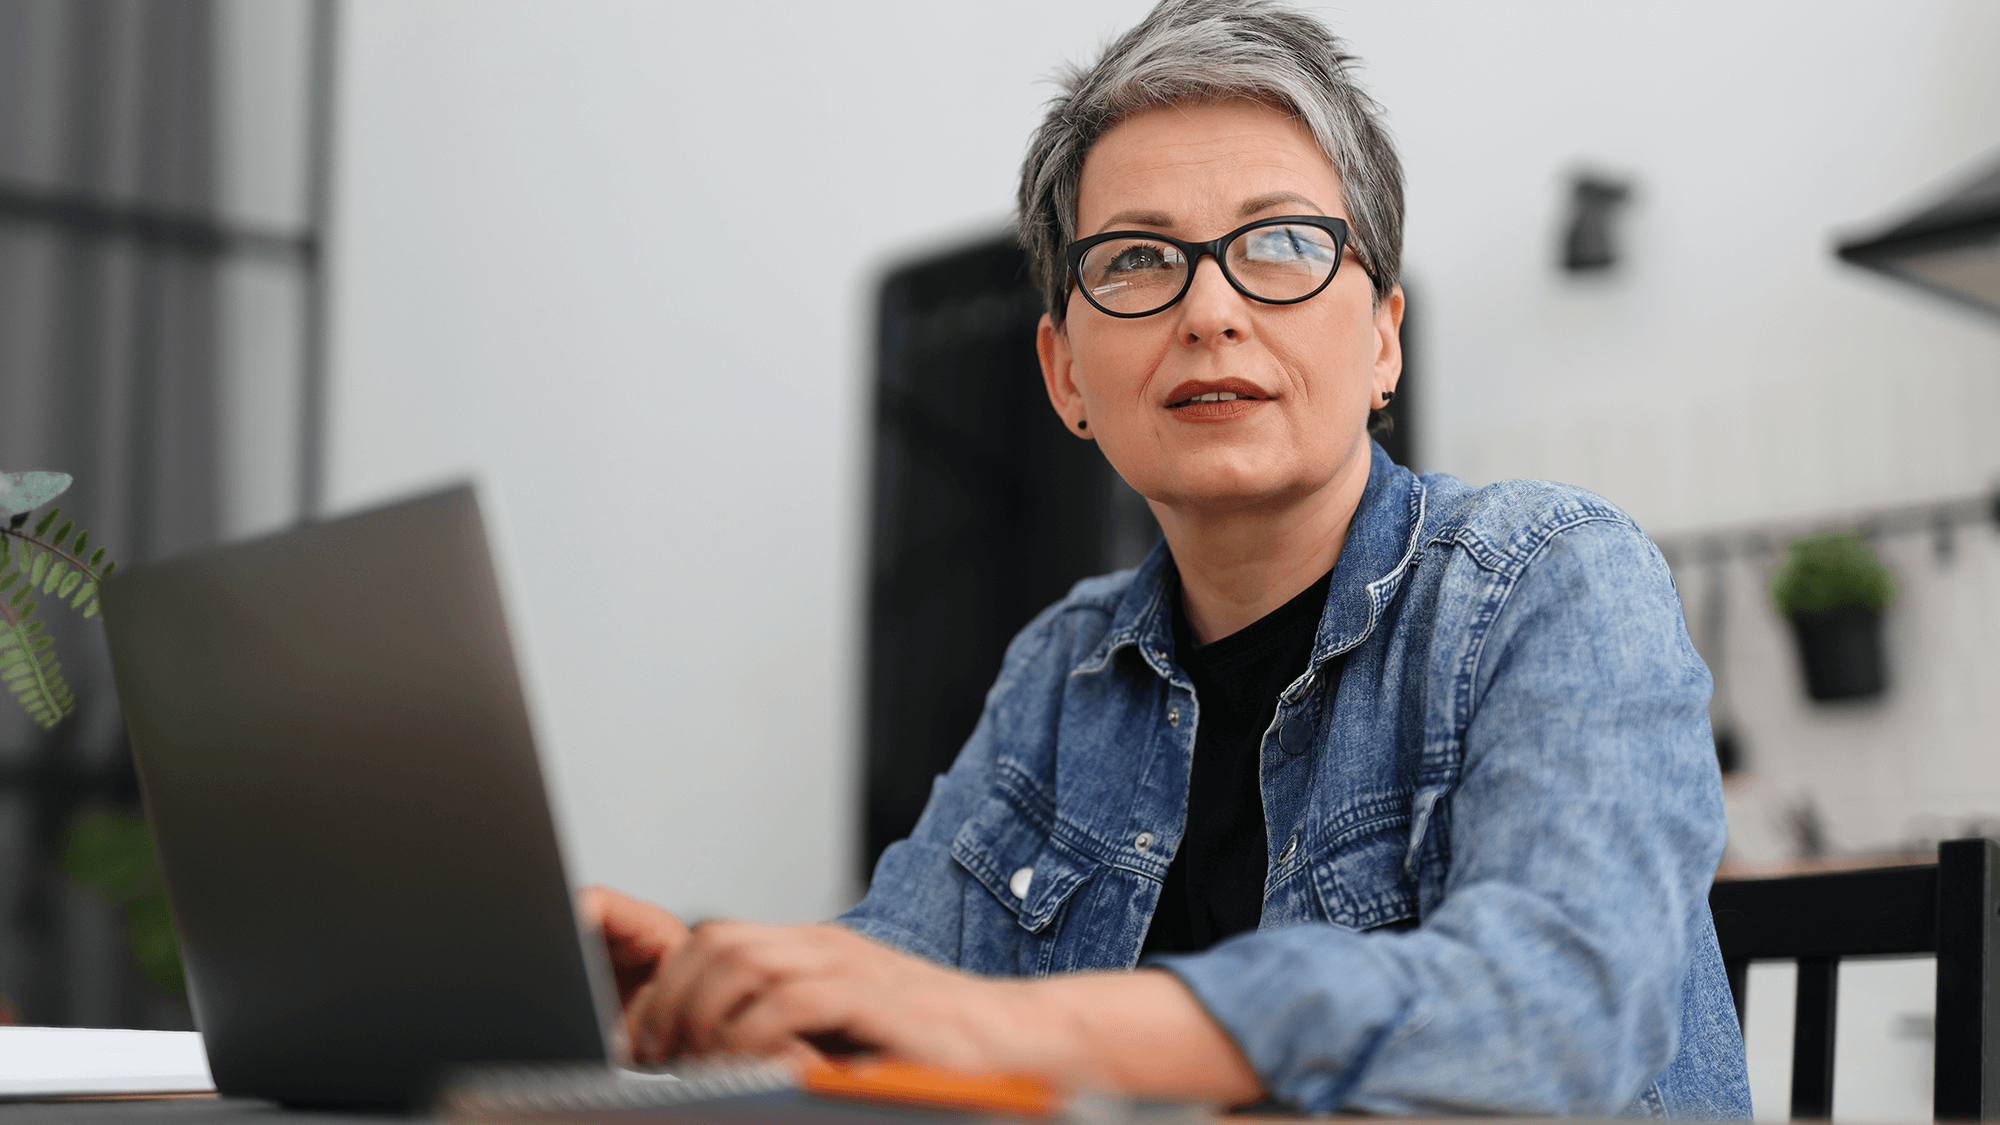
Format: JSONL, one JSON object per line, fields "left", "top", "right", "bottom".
{"left": 1012, "top": 969, "right": 1264, "bottom": 1105}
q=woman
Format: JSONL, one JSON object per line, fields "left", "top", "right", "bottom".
{"left": 588, "top": 0, "right": 1751, "bottom": 1115}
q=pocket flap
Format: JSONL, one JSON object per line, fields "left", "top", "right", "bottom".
{"left": 950, "top": 793, "right": 1092, "bottom": 934}
{"left": 1312, "top": 816, "right": 1420, "bottom": 932}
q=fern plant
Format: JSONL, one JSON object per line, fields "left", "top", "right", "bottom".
{"left": 0, "top": 471, "right": 117, "bottom": 730}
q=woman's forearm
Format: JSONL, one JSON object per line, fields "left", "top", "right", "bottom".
{"left": 1018, "top": 969, "right": 1264, "bottom": 1105}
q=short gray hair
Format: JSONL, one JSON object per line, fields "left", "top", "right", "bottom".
{"left": 1018, "top": 0, "right": 1403, "bottom": 326}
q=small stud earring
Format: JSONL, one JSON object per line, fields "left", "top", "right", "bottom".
{"left": 1077, "top": 419, "right": 1088, "bottom": 431}
{"left": 1378, "top": 390, "right": 1396, "bottom": 406}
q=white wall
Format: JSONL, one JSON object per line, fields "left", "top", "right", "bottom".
{"left": 325, "top": 0, "right": 1166, "bottom": 922}
{"left": 1322, "top": 1, "right": 2000, "bottom": 853}
{"left": 214, "top": 0, "right": 311, "bottom": 542}
{"left": 323, "top": 1, "right": 1996, "bottom": 1112}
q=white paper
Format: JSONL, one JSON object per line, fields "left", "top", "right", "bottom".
{"left": 0, "top": 1026, "right": 213, "bottom": 1097}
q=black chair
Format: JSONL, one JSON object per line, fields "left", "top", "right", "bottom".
{"left": 1710, "top": 837, "right": 2000, "bottom": 1120}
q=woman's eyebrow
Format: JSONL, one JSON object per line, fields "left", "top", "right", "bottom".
{"left": 1096, "top": 209, "right": 1175, "bottom": 233}
{"left": 1238, "top": 191, "right": 1325, "bottom": 217}
{"left": 1092, "top": 191, "right": 1327, "bottom": 234}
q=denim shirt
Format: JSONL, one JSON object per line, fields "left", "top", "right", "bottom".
{"left": 839, "top": 444, "right": 1751, "bottom": 1118}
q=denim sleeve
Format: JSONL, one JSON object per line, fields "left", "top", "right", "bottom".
{"left": 1151, "top": 519, "right": 1726, "bottom": 1115}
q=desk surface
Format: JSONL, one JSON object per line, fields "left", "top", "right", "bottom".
{"left": 0, "top": 1098, "right": 392, "bottom": 1125}
{"left": 0, "top": 1098, "right": 1672, "bottom": 1125}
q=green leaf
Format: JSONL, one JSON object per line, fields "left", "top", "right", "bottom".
{"left": 51, "top": 519, "right": 73, "bottom": 547}
{"left": 1770, "top": 530, "right": 1900, "bottom": 617}
{"left": 34, "top": 507, "right": 58, "bottom": 536}
{"left": 9, "top": 587, "right": 28, "bottom": 608}
{"left": 98, "top": 559, "right": 116, "bottom": 582}
{"left": 0, "top": 572, "right": 16, "bottom": 592}
{"left": 43, "top": 560, "right": 67, "bottom": 595}
{"left": 64, "top": 811, "right": 157, "bottom": 901}
{"left": 88, "top": 546, "right": 104, "bottom": 567}
{"left": 70, "top": 581, "right": 95, "bottom": 609}
{"left": 128, "top": 891, "right": 185, "bottom": 998}
{"left": 2, "top": 630, "right": 65, "bottom": 729}
{"left": 23, "top": 619, "right": 43, "bottom": 635}
{"left": 72, "top": 529, "right": 89, "bottom": 557}
{"left": 82, "top": 599, "right": 99, "bottom": 619}
{"left": 8, "top": 513, "right": 25, "bottom": 529}
{"left": 57, "top": 570, "right": 81, "bottom": 598}
{"left": 29, "top": 552, "right": 48, "bottom": 587}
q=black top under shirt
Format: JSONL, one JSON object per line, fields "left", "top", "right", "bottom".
{"left": 1141, "top": 567, "right": 1340, "bottom": 957}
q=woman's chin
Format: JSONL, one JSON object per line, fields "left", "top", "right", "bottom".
{"left": 1148, "top": 472, "right": 1327, "bottom": 519}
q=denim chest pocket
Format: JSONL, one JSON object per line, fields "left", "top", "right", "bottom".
{"left": 1311, "top": 815, "right": 1420, "bottom": 932}
{"left": 949, "top": 791, "right": 1093, "bottom": 934}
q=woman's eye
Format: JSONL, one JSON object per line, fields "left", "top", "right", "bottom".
{"left": 1105, "top": 244, "right": 1176, "bottom": 273}
{"left": 1243, "top": 228, "right": 1335, "bottom": 263}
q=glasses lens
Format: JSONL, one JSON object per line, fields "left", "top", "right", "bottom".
{"left": 1225, "top": 223, "right": 1341, "bottom": 301}
{"left": 1078, "top": 237, "right": 1189, "bottom": 315}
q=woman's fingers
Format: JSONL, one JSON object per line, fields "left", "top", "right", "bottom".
{"left": 657, "top": 923, "right": 842, "bottom": 1055}
{"left": 628, "top": 921, "right": 1022, "bottom": 1070}
{"left": 712, "top": 976, "right": 868, "bottom": 1058}
{"left": 578, "top": 885, "right": 691, "bottom": 1003}
{"left": 631, "top": 923, "right": 913, "bottom": 1060}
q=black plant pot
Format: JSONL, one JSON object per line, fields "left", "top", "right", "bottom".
{"left": 1788, "top": 606, "right": 1887, "bottom": 701}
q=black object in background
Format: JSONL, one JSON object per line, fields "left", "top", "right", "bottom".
{"left": 1838, "top": 147, "right": 2000, "bottom": 321}
{"left": 862, "top": 237, "right": 1420, "bottom": 880}
{"left": 1563, "top": 174, "right": 1632, "bottom": 272}
{"left": 864, "top": 236, "right": 1152, "bottom": 879}
{"left": 1789, "top": 605, "right": 1889, "bottom": 701}
{"left": 1710, "top": 838, "right": 2000, "bottom": 1120}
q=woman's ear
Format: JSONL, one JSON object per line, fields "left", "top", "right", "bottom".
{"left": 1373, "top": 285, "right": 1405, "bottom": 401}
{"left": 1037, "top": 314, "right": 1093, "bottom": 440}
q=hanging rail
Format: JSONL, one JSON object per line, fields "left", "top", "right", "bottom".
{"left": 1653, "top": 489, "right": 2000, "bottom": 567}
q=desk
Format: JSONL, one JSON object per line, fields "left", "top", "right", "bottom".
{"left": 0, "top": 1099, "right": 389, "bottom": 1125}
{"left": 0, "top": 1103, "right": 1665, "bottom": 1125}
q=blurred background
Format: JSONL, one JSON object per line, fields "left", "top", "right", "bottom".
{"left": 1, "top": 0, "right": 1997, "bottom": 1119}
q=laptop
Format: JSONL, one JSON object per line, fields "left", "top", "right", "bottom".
{"left": 102, "top": 485, "right": 624, "bottom": 1107}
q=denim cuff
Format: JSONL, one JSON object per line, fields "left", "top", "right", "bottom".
{"left": 1146, "top": 925, "right": 1410, "bottom": 1114}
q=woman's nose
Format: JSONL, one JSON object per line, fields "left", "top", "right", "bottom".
{"left": 1176, "top": 256, "right": 1248, "bottom": 346}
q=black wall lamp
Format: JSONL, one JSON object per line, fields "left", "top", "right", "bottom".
{"left": 1562, "top": 172, "right": 1632, "bottom": 273}
{"left": 1838, "top": 149, "right": 2000, "bottom": 321}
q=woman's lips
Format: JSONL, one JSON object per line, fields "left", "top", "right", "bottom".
{"left": 1166, "top": 386, "right": 1269, "bottom": 421}
{"left": 1169, "top": 397, "right": 1265, "bottom": 421}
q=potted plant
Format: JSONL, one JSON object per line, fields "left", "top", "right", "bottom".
{"left": 0, "top": 470, "right": 117, "bottom": 727}
{"left": 0, "top": 471, "right": 174, "bottom": 997}
{"left": 1768, "top": 529, "right": 1897, "bottom": 701}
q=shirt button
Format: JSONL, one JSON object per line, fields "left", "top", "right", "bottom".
{"left": 1009, "top": 866, "right": 1033, "bottom": 899}
{"left": 1153, "top": 648, "right": 1168, "bottom": 663}
{"left": 1135, "top": 831, "right": 1154, "bottom": 851}
{"left": 1167, "top": 707, "right": 1180, "bottom": 726}
{"left": 1278, "top": 834, "right": 1299, "bottom": 864}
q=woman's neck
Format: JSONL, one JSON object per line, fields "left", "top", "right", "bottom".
{"left": 1151, "top": 464, "right": 1369, "bottom": 646}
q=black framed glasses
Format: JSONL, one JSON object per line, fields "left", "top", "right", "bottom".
{"left": 1065, "top": 215, "right": 1367, "bottom": 319}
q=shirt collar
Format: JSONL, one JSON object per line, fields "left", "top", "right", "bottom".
{"left": 1079, "top": 442, "right": 1425, "bottom": 684}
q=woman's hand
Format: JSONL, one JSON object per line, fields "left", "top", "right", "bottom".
{"left": 624, "top": 920, "right": 1264, "bottom": 1105}
{"left": 577, "top": 885, "right": 693, "bottom": 1005}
